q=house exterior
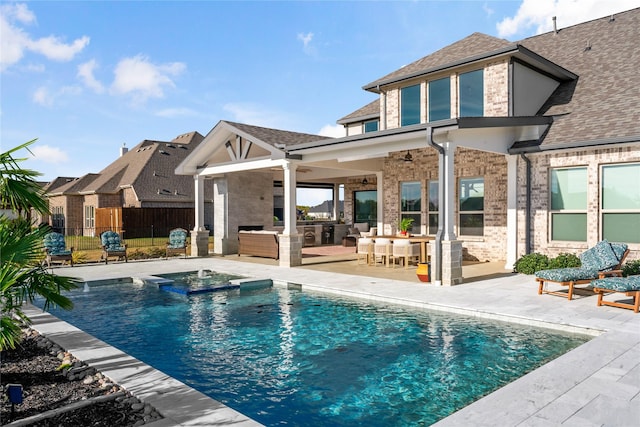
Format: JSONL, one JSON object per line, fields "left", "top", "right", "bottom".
{"left": 178, "top": 8, "right": 639, "bottom": 285}
{"left": 44, "top": 131, "right": 212, "bottom": 238}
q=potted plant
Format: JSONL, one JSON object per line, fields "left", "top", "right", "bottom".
{"left": 398, "top": 217, "right": 414, "bottom": 236}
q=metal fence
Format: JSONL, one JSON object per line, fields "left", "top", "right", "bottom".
{"left": 52, "top": 226, "right": 193, "bottom": 251}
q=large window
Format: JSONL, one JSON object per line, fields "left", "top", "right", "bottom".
{"left": 428, "top": 77, "right": 450, "bottom": 121}
{"left": 354, "top": 190, "right": 377, "bottom": 228}
{"left": 459, "top": 69, "right": 483, "bottom": 117}
{"left": 601, "top": 163, "right": 640, "bottom": 243}
{"left": 400, "top": 181, "right": 421, "bottom": 232}
{"left": 459, "top": 177, "right": 484, "bottom": 236}
{"left": 364, "top": 120, "right": 379, "bottom": 133}
{"left": 400, "top": 84, "right": 421, "bottom": 126}
{"left": 550, "top": 167, "right": 587, "bottom": 241}
{"left": 428, "top": 180, "right": 439, "bottom": 235}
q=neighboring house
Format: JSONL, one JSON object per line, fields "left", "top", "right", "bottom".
{"left": 178, "top": 8, "right": 639, "bottom": 285}
{"left": 45, "top": 131, "right": 212, "bottom": 238}
{"left": 308, "top": 200, "right": 344, "bottom": 219}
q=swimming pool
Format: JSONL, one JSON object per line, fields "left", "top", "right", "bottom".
{"left": 37, "top": 274, "right": 590, "bottom": 426}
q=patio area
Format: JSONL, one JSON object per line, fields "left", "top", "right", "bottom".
{"left": 34, "top": 254, "right": 640, "bottom": 426}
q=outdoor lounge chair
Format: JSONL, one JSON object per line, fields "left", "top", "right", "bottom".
{"left": 591, "top": 275, "right": 640, "bottom": 313}
{"left": 43, "top": 231, "right": 73, "bottom": 267}
{"left": 535, "top": 240, "right": 629, "bottom": 300}
{"left": 100, "top": 230, "right": 128, "bottom": 264}
{"left": 166, "top": 228, "right": 188, "bottom": 259}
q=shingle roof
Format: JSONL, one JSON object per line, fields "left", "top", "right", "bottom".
{"left": 518, "top": 8, "right": 640, "bottom": 146}
{"left": 224, "top": 121, "right": 331, "bottom": 148}
{"left": 60, "top": 131, "right": 205, "bottom": 203}
{"left": 363, "top": 33, "right": 513, "bottom": 91}
{"left": 337, "top": 99, "right": 380, "bottom": 124}
{"left": 342, "top": 8, "right": 640, "bottom": 148}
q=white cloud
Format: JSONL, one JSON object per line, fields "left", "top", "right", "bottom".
{"left": 483, "top": 2, "right": 495, "bottom": 17}
{"left": 29, "top": 144, "right": 69, "bottom": 164}
{"left": 77, "top": 59, "right": 105, "bottom": 93}
{"left": 0, "top": 3, "right": 89, "bottom": 71}
{"left": 497, "top": 0, "right": 640, "bottom": 38}
{"left": 32, "top": 86, "right": 53, "bottom": 106}
{"left": 111, "top": 55, "right": 186, "bottom": 103}
{"left": 318, "top": 124, "right": 344, "bottom": 138}
{"left": 297, "top": 31, "right": 317, "bottom": 56}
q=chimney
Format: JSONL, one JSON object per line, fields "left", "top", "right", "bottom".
{"left": 552, "top": 16, "right": 558, "bottom": 34}
{"left": 120, "top": 143, "right": 128, "bottom": 157}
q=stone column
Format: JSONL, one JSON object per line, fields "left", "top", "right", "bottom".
{"left": 441, "top": 240, "right": 463, "bottom": 286}
{"left": 191, "top": 175, "right": 209, "bottom": 257}
{"left": 212, "top": 177, "right": 231, "bottom": 255}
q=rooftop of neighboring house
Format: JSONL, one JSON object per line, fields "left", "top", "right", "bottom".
{"left": 45, "top": 131, "right": 205, "bottom": 202}
{"left": 340, "top": 7, "right": 640, "bottom": 149}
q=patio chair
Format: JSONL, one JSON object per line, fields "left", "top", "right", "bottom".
{"left": 391, "top": 239, "right": 420, "bottom": 269}
{"left": 591, "top": 275, "right": 640, "bottom": 313}
{"left": 166, "top": 228, "right": 188, "bottom": 259}
{"left": 42, "top": 231, "right": 73, "bottom": 267}
{"left": 373, "top": 238, "right": 392, "bottom": 267}
{"left": 535, "top": 240, "right": 628, "bottom": 300}
{"left": 356, "top": 237, "right": 373, "bottom": 265}
{"left": 100, "top": 231, "right": 128, "bottom": 264}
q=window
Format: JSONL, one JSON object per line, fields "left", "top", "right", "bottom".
{"left": 84, "top": 205, "right": 95, "bottom": 229}
{"left": 550, "top": 168, "right": 587, "bottom": 241}
{"left": 601, "top": 163, "right": 640, "bottom": 243}
{"left": 459, "top": 177, "right": 484, "bottom": 236}
{"left": 459, "top": 69, "right": 483, "bottom": 117}
{"left": 428, "top": 180, "right": 439, "bottom": 235}
{"left": 400, "top": 84, "right": 421, "bottom": 126}
{"left": 428, "top": 77, "right": 450, "bottom": 121}
{"left": 364, "top": 120, "right": 379, "bottom": 133}
{"left": 400, "top": 181, "right": 421, "bottom": 231}
{"left": 51, "top": 206, "right": 64, "bottom": 232}
{"left": 354, "top": 190, "right": 377, "bottom": 228}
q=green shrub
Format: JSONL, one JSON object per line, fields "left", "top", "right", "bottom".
{"left": 514, "top": 253, "right": 550, "bottom": 275}
{"left": 548, "top": 252, "right": 581, "bottom": 269}
{"left": 622, "top": 259, "right": 640, "bottom": 277}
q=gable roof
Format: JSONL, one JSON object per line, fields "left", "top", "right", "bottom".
{"left": 47, "top": 131, "right": 205, "bottom": 203}
{"left": 223, "top": 121, "right": 329, "bottom": 148}
{"left": 337, "top": 99, "right": 380, "bottom": 124}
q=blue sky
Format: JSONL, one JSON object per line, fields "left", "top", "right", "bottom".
{"left": 2, "top": 0, "right": 639, "bottom": 206}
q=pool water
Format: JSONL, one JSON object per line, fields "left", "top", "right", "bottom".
{"left": 38, "top": 277, "right": 589, "bottom": 426}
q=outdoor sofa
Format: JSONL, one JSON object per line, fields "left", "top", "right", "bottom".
{"left": 238, "top": 230, "right": 279, "bottom": 260}
{"left": 535, "top": 240, "right": 628, "bottom": 300}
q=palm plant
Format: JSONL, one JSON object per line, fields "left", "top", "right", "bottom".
{"left": 1, "top": 139, "right": 78, "bottom": 351}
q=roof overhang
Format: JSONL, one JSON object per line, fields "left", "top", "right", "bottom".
{"left": 363, "top": 44, "right": 577, "bottom": 93}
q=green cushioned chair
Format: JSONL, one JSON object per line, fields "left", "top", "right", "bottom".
{"left": 166, "top": 228, "right": 188, "bottom": 259}
{"left": 591, "top": 275, "right": 640, "bottom": 313}
{"left": 535, "top": 240, "right": 629, "bottom": 300}
{"left": 100, "top": 231, "right": 127, "bottom": 264}
{"left": 43, "top": 231, "right": 73, "bottom": 268}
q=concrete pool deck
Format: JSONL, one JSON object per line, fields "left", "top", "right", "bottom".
{"left": 34, "top": 256, "right": 639, "bottom": 426}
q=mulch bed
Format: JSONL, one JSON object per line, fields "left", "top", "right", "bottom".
{"left": 1, "top": 330, "right": 161, "bottom": 426}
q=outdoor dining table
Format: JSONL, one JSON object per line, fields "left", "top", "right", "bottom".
{"left": 373, "top": 235, "right": 433, "bottom": 264}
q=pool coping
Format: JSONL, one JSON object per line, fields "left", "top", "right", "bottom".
{"left": 36, "top": 257, "right": 640, "bottom": 426}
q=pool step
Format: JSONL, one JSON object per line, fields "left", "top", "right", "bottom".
{"left": 159, "top": 283, "right": 240, "bottom": 295}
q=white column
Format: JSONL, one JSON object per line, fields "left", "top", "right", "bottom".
{"left": 283, "top": 162, "right": 297, "bottom": 235}
{"left": 332, "top": 184, "right": 340, "bottom": 221}
{"left": 505, "top": 155, "right": 518, "bottom": 270}
{"left": 442, "top": 142, "right": 457, "bottom": 241}
{"left": 194, "top": 175, "right": 205, "bottom": 231}
{"left": 376, "top": 171, "right": 383, "bottom": 234}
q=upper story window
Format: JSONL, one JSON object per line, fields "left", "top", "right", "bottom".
{"left": 364, "top": 120, "right": 379, "bottom": 133}
{"left": 400, "top": 84, "right": 421, "bottom": 126}
{"left": 459, "top": 69, "right": 484, "bottom": 117}
{"left": 601, "top": 163, "right": 640, "bottom": 243}
{"left": 428, "top": 77, "right": 450, "bottom": 121}
{"left": 550, "top": 167, "right": 587, "bottom": 242}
